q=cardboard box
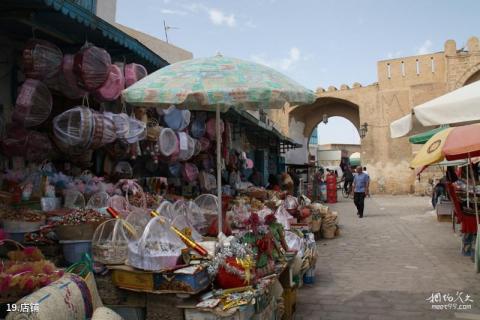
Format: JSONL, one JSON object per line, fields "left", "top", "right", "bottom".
{"left": 110, "top": 265, "right": 210, "bottom": 294}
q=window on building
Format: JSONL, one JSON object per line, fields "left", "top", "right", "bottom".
{"left": 401, "top": 61, "right": 405, "bottom": 77}
{"left": 387, "top": 63, "right": 391, "bottom": 79}
{"left": 431, "top": 57, "right": 435, "bottom": 73}
{"left": 416, "top": 59, "right": 420, "bottom": 75}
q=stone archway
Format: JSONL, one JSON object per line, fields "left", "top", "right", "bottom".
{"left": 287, "top": 97, "right": 361, "bottom": 165}
{"left": 456, "top": 63, "right": 480, "bottom": 88}
{"left": 290, "top": 97, "right": 361, "bottom": 139}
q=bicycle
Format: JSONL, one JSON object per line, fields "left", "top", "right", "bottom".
{"left": 342, "top": 181, "right": 353, "bottom": 198}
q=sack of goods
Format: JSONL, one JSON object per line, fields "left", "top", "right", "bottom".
{"left": 321, "top": 210, "right": 338, "bottom": 239}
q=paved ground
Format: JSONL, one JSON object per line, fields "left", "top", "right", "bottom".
{"left": 296, "top": 195, "right": 480, "bottom": 320}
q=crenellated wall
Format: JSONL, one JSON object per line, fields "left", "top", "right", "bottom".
{"left": 286, "top": 36, "right": 480, "bottom": 194}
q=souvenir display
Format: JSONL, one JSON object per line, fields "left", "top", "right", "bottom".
{"left": 182, "top": 163, "right": 199, "bottom": 183}
{"left": 158, "top": 127, "right": 178, "bottom": 156}
{"left": 163, "top": 105, "right": 191, "bottom": 131}
{"left": 1, "top": 127, "right": 52, "bottom": 161}
{"left": 0, "top": 38, "right": 324, "bottom": 320}
{"left": 190, "top": 118, "right": 206, "bottom": 138}
{"left": 92, "top": 219, "right": 136, "bottom": 265}
{"left": 128, "top": 217, "right": 185, "bottom": 271}
{"left": 177, "top": 132, "right": 195, "bottom": 161}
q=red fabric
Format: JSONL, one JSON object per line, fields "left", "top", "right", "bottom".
{"left": 444, "top": 124, "right": 480, "bottom": 160}
{"left": 216, "top": 257, "right": 251, "bottom": 289}
{"left": 446, "top": 183, "right": 477, "bottom": 233}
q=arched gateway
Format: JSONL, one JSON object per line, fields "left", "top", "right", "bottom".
{"left": 277, "top": 36, "right": 480, "bottom": 194}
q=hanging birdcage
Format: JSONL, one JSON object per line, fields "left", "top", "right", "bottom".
{"left": 74, "top": 44, "right": 112, "bottom": 91}
{"left": 12, "top": 79, "right": 52, "bottom": 127}
{"left": 124, "top": 63, "right": 148, "bottom": 88}
{"left": 22, "top": 39, "right": 63, "bottom": 80}
{"left": 94, "top": 64, "right": 125, "bottom": 102}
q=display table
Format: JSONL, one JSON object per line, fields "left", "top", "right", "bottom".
{"left": 96, "top": 274, "right": 185, "bottom": 320}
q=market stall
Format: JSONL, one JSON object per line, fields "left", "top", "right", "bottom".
{"left": 410, "top": 123, "right": 480, "bottom": 272}
{"left": 0, "top": 31, "right": 343, "bottom": 320}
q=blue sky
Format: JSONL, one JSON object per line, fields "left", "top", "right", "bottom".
{"left": 116, "top": 0, "right": 480, "bottom": 144}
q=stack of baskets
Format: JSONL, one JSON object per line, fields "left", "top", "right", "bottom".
{"left": 92, "top": 219, "right": 137, "bottom": 265}
{"left": 53, "top": 107, "right": 131, "bottom": 151}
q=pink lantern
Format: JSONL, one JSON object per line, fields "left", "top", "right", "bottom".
{"left": 60, "top": 54, "right": 87, "bottom": 99}
{"left": 74, "top": 45, "right": 112, "bottom": 91}
{"left": 124, "top": 63, "right": 148, "bottom": 88}
{"left": 12, "top": 79, "right": 52, "bottom": 127}
{"left": 94, "top": 64, "right": 125, "bottom": 101}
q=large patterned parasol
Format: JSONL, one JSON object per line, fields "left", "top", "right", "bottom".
{"left": 122, "top": 55, "right": 316, "bottom": 234}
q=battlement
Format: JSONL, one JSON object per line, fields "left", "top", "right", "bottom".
{"left": 316, "top": 81, "right": 377, "bottom": 95}
{"left": 316, "top": 36, "right": 480, "bottom": 94}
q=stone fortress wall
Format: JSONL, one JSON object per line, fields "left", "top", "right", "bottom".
{"left": 268, "top": 36, "right": 480, "bottom": 194}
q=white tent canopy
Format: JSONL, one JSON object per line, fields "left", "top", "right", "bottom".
{"left": 390, "top": 80, "right": 480, "bottom": 138}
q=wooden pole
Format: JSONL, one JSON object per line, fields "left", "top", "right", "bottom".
{"left": 216, "top": 105, "right": 223, "bottom": 236}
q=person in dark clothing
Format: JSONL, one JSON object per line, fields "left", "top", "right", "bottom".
{"left": 267, "top": 174, "right": 281, "bottom": 191}
{"left": 289, "top": 168, "right": 300, "bottom": 196}
{"left": 352, "top": 166, "right": 370, "bottom": 218}
{"left": 249, "top": 168, "right": 263, "bottom": 187}
{"left": 432, "top": 177, "right": 446, "bottom": 208}
{"left": 343, "top": 167, "right": 354, "bottom": 194}
{"left": 446, "top": 166, "right": 459, "bottom": 183}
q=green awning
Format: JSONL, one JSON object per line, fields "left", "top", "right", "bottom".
{"left": 408, "top": 125, "right": 449, "bottom": 144}
{"left": 350, "top": 158, "right": 361, "bottom": 166}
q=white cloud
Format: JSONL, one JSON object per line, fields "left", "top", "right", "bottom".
{"left": 161, "top": 9, "right": 187, "bottom": 16}
{"left": 416, "top": 40, "right": 433, "bottom": 55}
{"left": 179, "top": 3, "right": 237, "bottom": 27}
{"left": 251, "top": 47, "right": 302, "bottom": 71}
{"left": 209, "top": 9, "right": 236, "bottom": 27}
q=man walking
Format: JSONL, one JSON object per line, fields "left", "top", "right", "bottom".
{"left": 352, "top": 166, "right": 370, "bottom": 218}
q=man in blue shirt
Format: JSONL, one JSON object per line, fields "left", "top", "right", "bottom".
{"left": 352, "top": 166, "right": 370, "bottom": 218}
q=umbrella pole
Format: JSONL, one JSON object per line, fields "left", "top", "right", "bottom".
{"left": 467, "top": 156, "right": 480, "bottom": 273}
{"left": 467, "top": 164, "right": 470, "bottom": 208}
{"left": 467, "top": 159, "right": 479, "bottom": 226}
{"left": 216, "top": 105, "right": 223, "bottom": 236}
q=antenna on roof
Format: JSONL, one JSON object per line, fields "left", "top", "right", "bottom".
{"left": 163, "top": 20, "right": 179, "bottom": 43}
